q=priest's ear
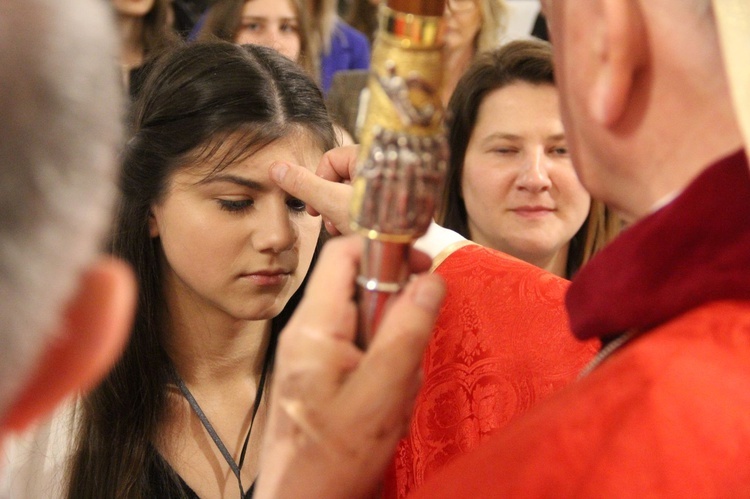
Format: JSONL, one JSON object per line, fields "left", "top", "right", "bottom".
{"left": 1, "top": 257, "right": 136, "bottom": 433}
{"left": 588, "top": 0, "right": 647, "bottom": 126}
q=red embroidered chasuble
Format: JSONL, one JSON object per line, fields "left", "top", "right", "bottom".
{"left": 410, "top": 150, "right": 750, "bottom": 497}
{"left": 384, "top": 243, "right": 598, "bottom": 498}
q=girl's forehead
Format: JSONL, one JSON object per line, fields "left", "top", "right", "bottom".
{"left": 183, "top": 130, "right": 324, "bottom": 178}
{"left": 243, "top": 0, "right": 298, "bottom": 14}
{"left": 186, "top": 126, "right": 308, "bottom": 161}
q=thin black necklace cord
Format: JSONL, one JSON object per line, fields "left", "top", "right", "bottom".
{"left": 173, "top": 349, "right": 271, "bottom": 499}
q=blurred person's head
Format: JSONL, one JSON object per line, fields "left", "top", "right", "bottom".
{"left": 235, "top": 0, "right": 301, "bottom": 61}
{"left": 441, "top": 40, "right": 620, "bottom": 278}
{"left": 540, "top": 0, "right": 743, "bottom": 220}
{"left": 0, "top": 0, "right": 135, "bottom": 443}
{"left": 199, "top": 0, "right": 317, "bottom": 80}
{"left": 443, "top": 0, "right": 507, "bottom": 55}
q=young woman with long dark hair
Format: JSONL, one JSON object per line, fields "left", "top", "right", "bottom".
{"left": 63, "top": 42, "right": 335, "bottom": 498}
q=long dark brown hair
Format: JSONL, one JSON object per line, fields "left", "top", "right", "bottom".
{"left": 65, "top": 42, "right": 335, "bottom": 498}
{"left": 439, "top": 40, "right": 621, "bottom": 278}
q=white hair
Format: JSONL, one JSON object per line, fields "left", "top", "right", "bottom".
{"left": 0, "top": 0, "right": 123, "bottom": 417}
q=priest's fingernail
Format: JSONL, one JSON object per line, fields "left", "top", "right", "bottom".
{"left": 270, "top": 163, "right": 289, "bottom": 183}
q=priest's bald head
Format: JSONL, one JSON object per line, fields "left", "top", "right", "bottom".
{"left": 0, "top": 0, "right": 135, "bottom": 446}
{"left": 540, "top": 0, "right": 747, "bottom": 222}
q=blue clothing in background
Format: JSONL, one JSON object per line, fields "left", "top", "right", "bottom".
{"left": 320, "top": 20, "right": 370, "bottom": 94}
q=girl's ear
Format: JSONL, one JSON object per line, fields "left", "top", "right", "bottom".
{"left": 1, "top": 257, "right": 136, "bottom": 432}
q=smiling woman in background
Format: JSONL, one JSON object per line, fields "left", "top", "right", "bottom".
{"left": 440, "top": 39, "right": 620, "bottom": 278}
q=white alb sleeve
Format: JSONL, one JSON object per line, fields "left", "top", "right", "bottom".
{"left": 413, "top": 221, "right": 466, "bottom": 260}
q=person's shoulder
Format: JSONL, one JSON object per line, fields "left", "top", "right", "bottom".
{"left": 645, "top": 300, "right": 750, "bottom": 385}
{"left": 649, "top": 300, "right": 750, "bottom": 353}
{"left": 435, "top": 243, "right": 569, "bottom": 286}
{"left": 574, "top": 299, "right": 750, "bottom": 430}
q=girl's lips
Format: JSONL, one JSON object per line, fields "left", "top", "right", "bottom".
{"left": 241, "top": 271, "right": 290, "bottom": 286}
{"left": 511, "top": 207, "right": 555, "bottom": 218}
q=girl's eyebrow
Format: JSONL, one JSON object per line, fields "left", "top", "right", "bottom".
{"left": 481, "top": 132, "right": 566, "bottom": 141}
{"left": 479, "top": 133, "right": 523, "bottom": 145}
{"left": 485, "top": 133, "right": 523, "bottom": 140}
{"left": 200, "top": 173, "right": 267, "bottom": 192}
{"left": 242, "top": 16, "right": 298, "bottom": 21}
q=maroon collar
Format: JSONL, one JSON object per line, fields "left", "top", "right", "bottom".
{"left": 567, "top": 150, "right": 750, "bottom": 340}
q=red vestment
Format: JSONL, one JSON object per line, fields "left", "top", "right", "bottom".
{"left": 384, "top": 243, "right": 598, "bottom": 498}
{"left": 410, "top": 150, "right": 750, "bottom": 497}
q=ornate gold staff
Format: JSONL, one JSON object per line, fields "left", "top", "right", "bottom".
{"left": 350, "top": 0, "right": 448, "bottom": 346}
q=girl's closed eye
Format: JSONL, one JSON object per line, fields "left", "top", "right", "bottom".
{"left": 287, "top": 197, "right": 306, "bottom": 213}
{"left": 218, "top": 198, "right": 254, "bottom": 212}
{"left": 491, "top": 146, "right": 518, "bottom": 155}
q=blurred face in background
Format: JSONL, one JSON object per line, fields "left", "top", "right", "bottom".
{"left": 461, "top": 82, "right": 591, "bottom": 275}
{"left": 443, "top": 0, "right": 481, "bottom": 52}
{"left": 235, "top": 0, "right": 301, "bottom": 62}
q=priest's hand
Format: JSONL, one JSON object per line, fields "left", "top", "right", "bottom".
{"left": 254, "top": 236, "right": 445, "bottom": 499}
{"left": 315, "top": 144, "right": 359, "bottom": 184}
{"left": 270, "top": 145, "right": 360, "bottom": 236}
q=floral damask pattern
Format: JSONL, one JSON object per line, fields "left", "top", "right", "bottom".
{"left": 383, "top": 244, "right": 598, "bottom": 498}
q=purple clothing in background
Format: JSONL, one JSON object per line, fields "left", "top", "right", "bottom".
{"left": 320, "top": 20, "right": 370, "bottom": 94}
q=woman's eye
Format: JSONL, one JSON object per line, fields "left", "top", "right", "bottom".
{"left": 242, "top": 22, "right": 262, "bottom": 32}
{"left": 218, "top": 199, "right": 253, "bottom": 212}
{"left": 492, "top": 147, "right": 516, "bottom": 155}
{"left": 287, "top": 197, "right": 306, "bottom": 212}
{"left": 551, "top": 146, "right": 569, "bottom": 156}
{"left": 280, "top": 22, "right": 299, "bottom": 33}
